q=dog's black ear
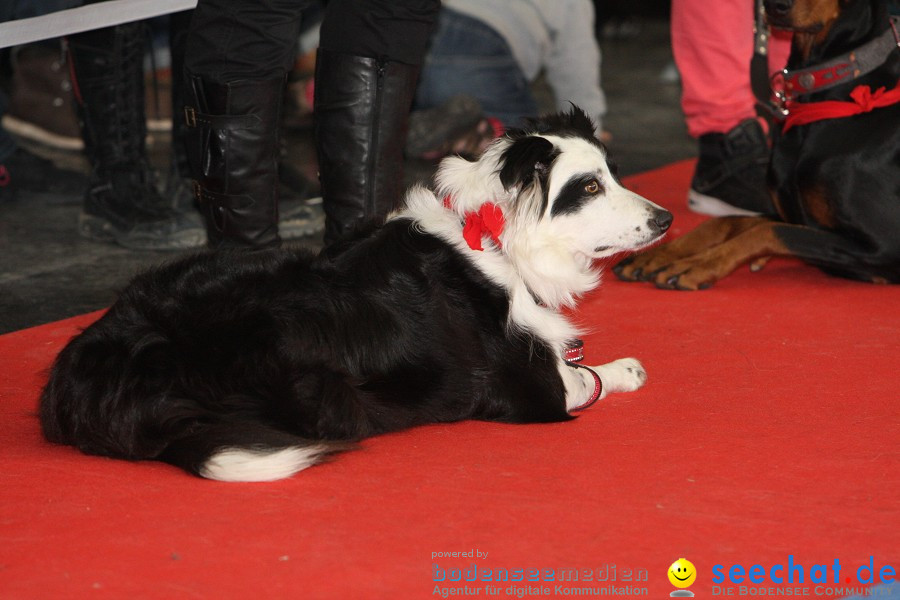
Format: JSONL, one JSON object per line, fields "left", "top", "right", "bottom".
{"left": 499, "top": 136, "right": 556, "bottom": 190}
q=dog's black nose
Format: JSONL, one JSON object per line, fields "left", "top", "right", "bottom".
{"left": 764, "top": 0, "right": 792, "bottom": 17}
{"left": 649, "top": 209, "right": 673, "bottom": 234}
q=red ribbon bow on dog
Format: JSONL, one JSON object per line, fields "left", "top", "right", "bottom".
{"left": 782, "top": 83, "right": 900, "bottom": 132}
{"left": 462, "top": 203, "right": 505, "bottom": 251}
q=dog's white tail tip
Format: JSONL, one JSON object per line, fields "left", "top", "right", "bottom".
{"left": 200, "top": 446, "right": 327, "bottom": 482}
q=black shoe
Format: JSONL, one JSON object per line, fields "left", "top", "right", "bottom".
{"left": 688, "top": 118, "right": 774, "bottom": 216}
{"left": 0, "top": 147, "right": 87, "bottom": 200}
{"left": 79, "top": 164, "right": 206, "bottom": 251}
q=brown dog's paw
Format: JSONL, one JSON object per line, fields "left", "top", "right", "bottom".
{"left": 648, "top": 258, "right": 721, "bottom": 291}
{"left": 613, "top": 246, "right": 675, "bottom": 282}
{"left": 612, "top": 256, "right": 641, "bottom": 281}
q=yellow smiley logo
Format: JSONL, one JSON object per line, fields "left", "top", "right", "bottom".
{"left": 668, "top": 558, "right": 697, "bottom": 588}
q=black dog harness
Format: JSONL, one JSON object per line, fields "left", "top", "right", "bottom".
{"left": 752, "top": 0, "right": 900, "bottom": 119}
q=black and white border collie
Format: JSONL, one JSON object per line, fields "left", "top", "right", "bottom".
{"left": 40, "top": 107, "right": 672, "bottom": 482}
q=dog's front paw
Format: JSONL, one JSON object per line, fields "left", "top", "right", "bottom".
{"left": 646, "top": 256, "right": 721, "bottom": 291}
{"left": 594, "top": 358, "right": 647, "bottom": 396}
{"left": 613, "top": 245, "right": 676, "bottom": 282}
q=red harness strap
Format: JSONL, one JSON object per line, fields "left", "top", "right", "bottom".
{"left": 782, "top": 82, "right": 900, "bottom": 132}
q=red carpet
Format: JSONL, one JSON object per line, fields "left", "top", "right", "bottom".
{"left": 1, "top": 160, "right": 897, "bottom": 599}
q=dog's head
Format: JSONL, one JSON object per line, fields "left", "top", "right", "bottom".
{"left": 435, "top": 106, "right": 672, "bottom": 307}
{"left": 764, "top": 0, "right": 887, "bottom": 60}
{"left": 496, "top": 107, "right": 672, "bottom": 258}
{"left": 765, "top": 0, "right": 839, "bottom": 33}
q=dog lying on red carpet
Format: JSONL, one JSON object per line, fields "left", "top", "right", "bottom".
{"left": 615, "top": 0, "right": 900, "bottom": 290}
{"left": 39, "top": 107, "right": 673, "bottom": 482}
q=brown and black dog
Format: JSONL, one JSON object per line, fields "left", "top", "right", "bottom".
{"left": 616, "top": 0, "right": 900, "bottom": 290}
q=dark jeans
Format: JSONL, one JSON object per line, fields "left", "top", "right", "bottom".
{"left": 185, "top": 0, "right": 440, "bottom": 82}
{"left": 414, "top": 8, "right": 537, "bottom": 129}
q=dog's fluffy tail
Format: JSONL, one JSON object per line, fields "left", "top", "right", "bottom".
{"left": 160, "top": 422, "right": 349, "bottom": 482}
{"left": 200, "top": 446, "right": 328, "bottom": 482}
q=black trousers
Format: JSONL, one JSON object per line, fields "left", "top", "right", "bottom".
{"left": 185, "top": 0, "right": 440, "bottom": 82}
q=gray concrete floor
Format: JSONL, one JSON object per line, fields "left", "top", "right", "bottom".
{"left": 0, "top": 19, "right": 694, "bottom": 334}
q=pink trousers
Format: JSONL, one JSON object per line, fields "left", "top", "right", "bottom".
{"left": 672, "top": 0, "right": 792, "bottom": 137}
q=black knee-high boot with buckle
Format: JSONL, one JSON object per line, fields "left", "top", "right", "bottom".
{"left": 68, "top": 22, "right": 205, "bottom": 250}
{"left": 182, "top": 75, "right": 285, "bottom": 250}
{"left": 314, "top": 49, "right": 421, "bottom": 245}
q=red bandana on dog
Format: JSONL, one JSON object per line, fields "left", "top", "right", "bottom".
{"left": 441, "top": 195, "right": 505, "bottom": 251}
{"left": 462, "top": 203, "right": 505, "bottom": 251}
{"left": 783, "top": 83, "right": 900, "bottom": 132}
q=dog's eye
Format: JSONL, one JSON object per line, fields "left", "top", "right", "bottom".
{"left": 584, "top": 179, "right": 600, "bottom": 194}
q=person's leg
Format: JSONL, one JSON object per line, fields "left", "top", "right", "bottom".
{"left": 673, "top": 0, "right": 760, "bottom": 137}
{"left": 183, "top": 0, "right": 308, "bottom": 249}
{"left": 414, "top": 8, "right": 538, "bottom": 130}
{"left": 672, "top": 0, "right": 790, "bottom": 216}
{"left": 68, "top": 20, "right": 205, "bottom": 249}
{"left": 314, "top": 0, "right": 440, "bottom": 244}
{"left": 0, "top": 0, "right": 87, "bottom": 202}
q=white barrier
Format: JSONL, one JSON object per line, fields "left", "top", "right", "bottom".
{"left": 0, "top": 0, "right": 198, "bottom": 49}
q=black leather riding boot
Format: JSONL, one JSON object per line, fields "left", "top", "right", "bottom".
{"left": 183, "top": 75, "right": 284, "bottom": 249}
{"left": 314, "top": 49, "right": 420, "bottom": 244}
{"left": 68, "top": 23, "right": 205, "bottom": 250}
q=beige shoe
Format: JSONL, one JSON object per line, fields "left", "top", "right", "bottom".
{"left": 3, "top": 43, "right": 83, "bottom": 151}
